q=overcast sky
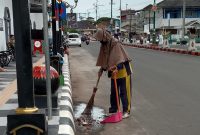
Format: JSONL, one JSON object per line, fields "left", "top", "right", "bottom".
{"left": 64, "top": 0, "right": 163, "bottom": 20}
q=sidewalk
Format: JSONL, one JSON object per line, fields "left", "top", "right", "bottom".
{"left": 0, "top": 54, "right": 75, "bottom": 135}
{"left": 123, "top": 43, "right": 200, "bottom": 56}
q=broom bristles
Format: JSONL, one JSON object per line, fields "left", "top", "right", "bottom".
{"left": 82, "top": 87, "right": 98, "bottom": 115}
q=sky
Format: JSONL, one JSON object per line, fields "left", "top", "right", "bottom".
{"left": 64, "top": 0, "right": 163, "bottom": 20}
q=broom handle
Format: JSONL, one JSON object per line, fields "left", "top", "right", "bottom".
{"left": 95, "top": 75, "right": 100, "bottom": 88}
{"left": 113, "top": 73, "right": 120, "bottom": 112}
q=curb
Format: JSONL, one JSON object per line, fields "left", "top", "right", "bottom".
{"left": 58, "top": 54, "right": 75, "bottom": 135}
{"left": 124, "top": 43, "right": 200, "bottom": 57}
{"left": 0, "top": 55, "right": 75, "bottom": 135}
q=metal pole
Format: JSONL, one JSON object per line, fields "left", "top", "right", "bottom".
{"left": 168, "top": 13, "right": 170, "bottom": 27}
{"left": 43, "top": 0, "right": 52, "bottom": 120}
{"left": 182, "top": 0, "right": 186, "bottom": 39}
{"left": 149, "top": 9, "right": 151, "bottom": 33}
{"left": 111, "top": 0, "right": 113, "bottom": 34}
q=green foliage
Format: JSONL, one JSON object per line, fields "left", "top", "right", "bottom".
{"left": 180, "top": 38, "right": 188, "bottom": 45}
{"left": 195, "top": 38, "right": 200, "bottom": 43}
{"left": 170, "top": 39, "right": 177, "bottom": 42}
{"left": 68, "top": 28, "right": 79, "bottom": 33}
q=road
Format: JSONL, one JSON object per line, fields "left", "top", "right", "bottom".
{"left": 69, "top": 42, "right": 200, "bottom": 135}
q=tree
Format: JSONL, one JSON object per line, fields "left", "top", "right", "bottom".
{"left": 96, "top": 17, "right": 111, "bottom": 25}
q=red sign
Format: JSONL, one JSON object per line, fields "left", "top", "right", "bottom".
{"left": 33, "top": 40, "right": 43, "bottom": 55}
{"left": 151, "top": 5, "right": 157, "bottom": 11}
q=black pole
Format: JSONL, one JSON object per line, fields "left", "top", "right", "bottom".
{"left": 12, "top": 0, "right": 37, "bottom": 110}
{"left": 7, "top": 2, "right": 47, "bottom": 134}
{"left": 52, "top": 0, "right": 57, "bottom": 55}
{"left": 153, "top": 0, "right": 156, "bottom": 44}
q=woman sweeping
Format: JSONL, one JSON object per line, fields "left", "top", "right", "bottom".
{"left": 94, "top": 28, "right": 133, "bottom": 119}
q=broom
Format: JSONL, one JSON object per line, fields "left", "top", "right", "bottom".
{"left": 82, "top": 76, "right": 100, "bottom": 115}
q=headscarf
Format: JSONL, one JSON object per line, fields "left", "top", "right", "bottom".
{"left": 94, "top": 29, "right": 131, "bottom": 70}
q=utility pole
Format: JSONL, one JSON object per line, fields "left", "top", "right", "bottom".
{"left": 78, "top": 12, "right": 87, "bottom": 20}
{"left": 149, "top": 9, "right": 151, "bottom": 33}
{"left": 87, "top": 10, "right": 91, "bottom": 19}
{"left": 94, "top": 0, "right": 103, "bottom": 21}
{"left": 95, "top": 3, "right": 97, "bottom": 21}
{"left": 110, "top": 0, "right": 113, "bottom": 34}
{"left": 129, "top": 9, "right": 132, "bottom": 33}
{"left": 182, "top": 0, "right": 186, "bottom": 39}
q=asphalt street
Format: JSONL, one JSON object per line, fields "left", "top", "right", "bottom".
{"left": 69, "top": 41, "right": 200, "bottom": 135}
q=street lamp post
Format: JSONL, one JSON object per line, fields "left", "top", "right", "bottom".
{"left": 64, "top": 0, "right": 78, "bottom": 11}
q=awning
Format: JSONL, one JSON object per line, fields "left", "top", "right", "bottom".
{"left": 185, "top": 20, "right": 200, "bottom": 29}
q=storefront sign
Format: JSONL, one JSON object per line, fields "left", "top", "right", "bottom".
{"left": 0, "top": 18, "right": 3, "bottom": 31}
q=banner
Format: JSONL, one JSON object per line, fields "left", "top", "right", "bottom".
{"left": 55, "top": 2, "right": 66, "bottom": 20}
{"left": 67, "top": 13, "right": 77, "bottom": 22}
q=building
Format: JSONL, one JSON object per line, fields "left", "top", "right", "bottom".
{"left": 142, "top": 0, "right": 200, "bottom": 38}
{"left": 87, "top": 17, "right": 95, "bottom": 22}
{"left": 77, "top": 20, "right": 96, "bottom": 34}
{"left": 121, "top": 9, "right": 144, "bottom": 34}
{"left": 0, "top": 0, "right": 45, "bottom": 51}
{"left": 157, "top": 0, "right": 200, "bottom": 36}
{"left": 0, "top": 0, "right": 14, "bottom": 51}
{"left": 30, "top": 0, "right": 44, "bottom": 30}
{"left": 121, "top": 9, "right": 136, "bottom": 33}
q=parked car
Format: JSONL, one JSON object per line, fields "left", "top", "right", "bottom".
{"left": 67, "top": 33, "right": 82, "bottom": 47}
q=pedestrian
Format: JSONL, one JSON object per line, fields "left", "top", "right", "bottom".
{"left": 7, "top": 35, "right": 15, "bottom": 59}
{"left": 0, "top": 67, "right": 7, "bottom": 72}
{"left": 94, "top": 28, "right": 133, "bottom": 119}
{"left": 114, "top": 31, "right": 119, "bottom": 40}
{"left": 7, "top": 35, "right": 15, "bottom": 50}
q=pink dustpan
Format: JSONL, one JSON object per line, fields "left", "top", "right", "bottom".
{"left": 101, "top": 111, "right": 122, "bottom": 124}
{"left": 101, "top": 73, "right": 123, "bottom": 124}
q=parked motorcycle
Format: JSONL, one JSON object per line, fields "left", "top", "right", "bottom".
{"left": 86, "top": 39, "right": 90, "bottom": 45}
